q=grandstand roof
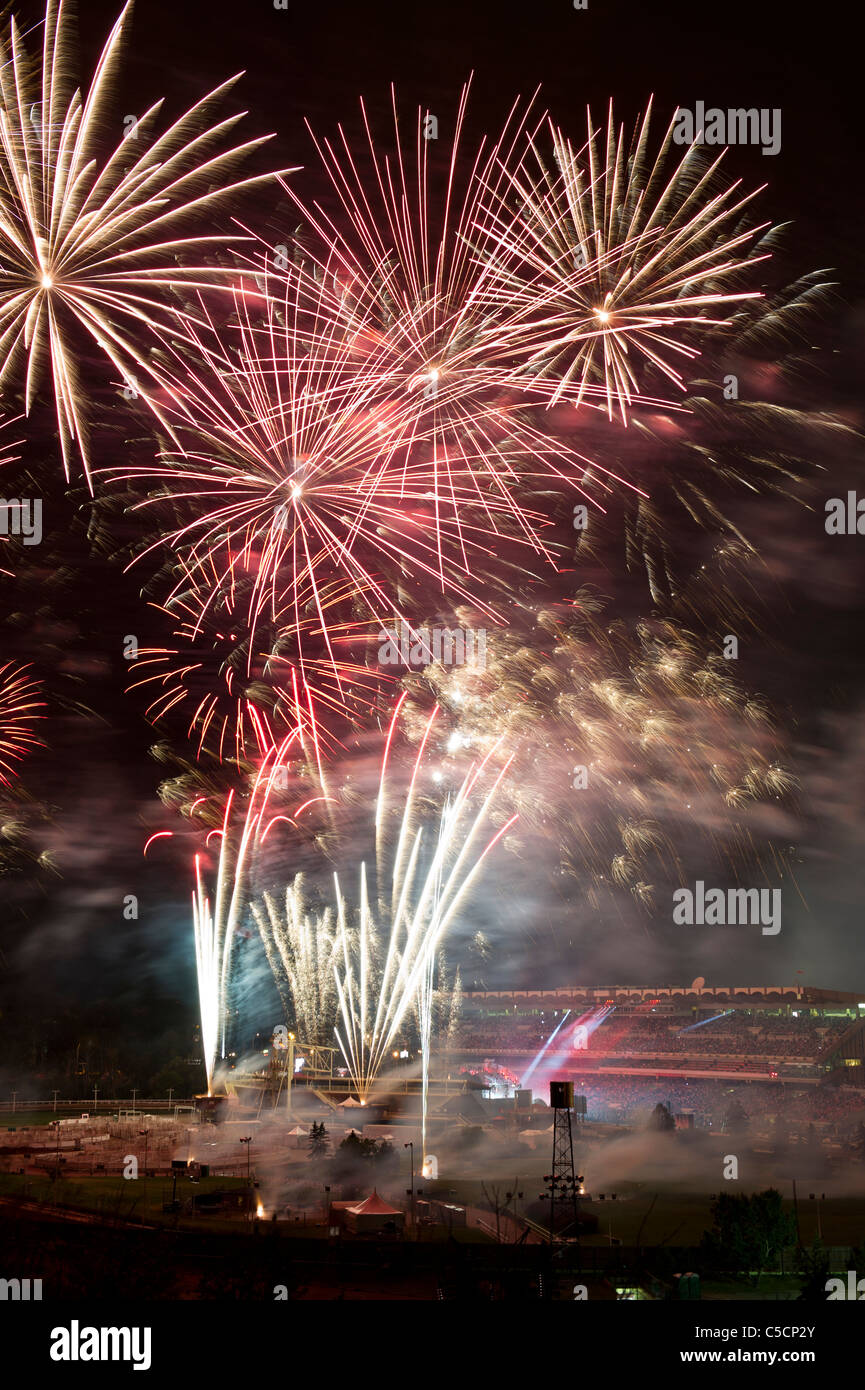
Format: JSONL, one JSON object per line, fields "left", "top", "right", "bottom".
{"left": 464, "top": 984, "right": 863, "bottom": 1006}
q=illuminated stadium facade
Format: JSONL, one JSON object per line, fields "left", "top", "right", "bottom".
{"left": 452, "top": 985, "right": 865, "bottom": 1086}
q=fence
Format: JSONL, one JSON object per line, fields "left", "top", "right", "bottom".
{"left": 0, "top": 1099, "right": 194, "bottom": 1114}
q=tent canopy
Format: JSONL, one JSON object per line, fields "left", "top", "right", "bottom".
{"left": 347, "top": 1190, "right": 402, "bottom": 1216}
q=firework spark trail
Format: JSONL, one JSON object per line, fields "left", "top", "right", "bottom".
{"left": 250, "top": 700, "right": 516, "bottom": 1108}
{"left": 127, "top": 571, "right": 388, "bottom": 764}
{"left": 171, "top": 726, "right": 326, "bottom": 1092}
{"left": 250, "top": 879, "right": 341, "bottom": 1046}
{"left": 0, "top": 660, "right": 43, "bottom": 786}
{"left": 477, "top": 100, "right": 768, "bottom": 420}
{"left": 330, "top": 715, "right": 518, "bottom": 1102}
{"left": 0, "top": 0, "right": 291, "bottom": 486}
{"left": 402, "top": 600, "right": 798, "bottom": 918}
{"left": 192, "top": 851, "right": 221, "bottom": 1097}
{"left": 0, "top": 414, "right": 24, "bottom": 575}
{"left": 116, "top": 269, "right": 545, "bottom": 712}
{"left": 279, "top": 83, "right": 647, "bottom": 557}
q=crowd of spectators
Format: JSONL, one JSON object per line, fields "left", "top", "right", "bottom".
{"left": 451, "top": 1010, "right": 852, "bottom": 1062}
{"left": 563, "top": 1072, "right": 865, "bottom": 1135}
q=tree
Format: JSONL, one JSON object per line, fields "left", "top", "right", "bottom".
{"left": 481, "top": 1180, "right": 522, "bottom": 1243}
{"left": 850, "top": 1241, "right": 865, "bottom": 1271}
{"left": 336, "top": 1133, "right": 394, "bottom": 1164}
{"left": 308, "top": 1122, "right": 329, "bottom": 1157}
{"left": 796, "top": 1240, "right": 831, "bottom": 1301}
{"left": 701, "top": 1189, "right": 796, "bottom": 1285}
{"left": 146, "top": 1058, "right": 193, "bottom": 1097}
{"left": 724, "top": 1100, "right": 749, "bottom": 1135}
{"left": 649, "top": 1102, "right": 675, "bottom": 1132}
{"left": 338, "top": 1131, "right": 367, "bottom": 1157}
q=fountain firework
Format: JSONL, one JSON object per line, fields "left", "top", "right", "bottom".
{"left": 183, "top": 727, "right": 309, "bottom": 1092}
{"left": 253, "top": 700, "right": 516, "bottom": 1127}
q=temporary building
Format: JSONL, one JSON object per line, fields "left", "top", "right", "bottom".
{"left": 344, "top": 1189, "right": 405, "bottom": 1234}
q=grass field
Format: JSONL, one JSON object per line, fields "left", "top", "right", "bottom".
{"left": 0, "top": 1171, "right": 253, "bottom": 1233}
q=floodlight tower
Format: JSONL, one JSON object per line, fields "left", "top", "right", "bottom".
{"left": 542, "top": 1081, "right": 583, "bottom": 1244}
{"left": 270, "top": 1026, "right": 295, "bottom": 1118}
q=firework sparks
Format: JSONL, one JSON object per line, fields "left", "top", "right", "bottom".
{"left": 118, "top": 269, "right": 548, "bottom": 692}
{"left": 128, "top": 574, "right": 387, "bottom": 765}
{"left": 0, "top": 660, "right": 43, "bottom": 786}
{"left": 478, "top": 100, "right": 768, "bottom": 420}
{"left": 184, "top": 730, "right": 309, "bottom": 1092}
{"left": 402, "top": 598, "right": 798, "bottom": 918}
{"left": 250, "top": 879, "right": 342, "bottom": 1047}
{"left": 305, "top": 708, "right": 515, "bottom": 1102}
{"left": 0, "top": 0, "right": 289, "bottom": 486}
{"left": 279, "top": 83, "right": 642, "bottom": 557}
{"left": 563, "top": 255, "right": 842, "bottom": 609}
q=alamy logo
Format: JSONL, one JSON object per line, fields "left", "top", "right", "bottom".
{"left": 378, "top": 619, "right": 487, "bottom": 669}
{"left": 826, "top": 1271, "right": 865, "bottom": 1300}
{"left": 1, "top": 1277, "right": 42, "bottom": 1300}
{"left": 672, "top": 103, "right": 781, "bottom": 156}
{"left": 672, "top": 881, "right": 781, "bottom": 935}
{"left": 825, "top": 493, "right": 865, "bottom": 534}
{"left": 0, "top": 497, "right": 42, "bottom": 545}
{"left": 50, "top": 1321, "right": 151, "bottom": 1371}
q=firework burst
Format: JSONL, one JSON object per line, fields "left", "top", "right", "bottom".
{"left": 564, "top": 255, "right": 843, "bottom": 609}
{"left": 252, "top": 702, "right": 515, "bottom": 1101}
{"left": 128, "top": 571, "right": 387, "bottom": 765}
{"left": 402, "top": 598, "right": 798, "bottom": 920}
{"left": 0, "top": 659, "right": 43, "bottom": 786}
{"left": 478, "top": 100, "right": 768, "bottom": 420}
{"left": 117, "top": 268, "right": 551, "bottom": 709}
{"left": 250, "top": 878, "right": 342, "bottom": 1047}
{"left": 0, "top": 0, "right": 287, "bottom": 486}
{"left": 279, "top": 84, "right": 642, "bottom": 557}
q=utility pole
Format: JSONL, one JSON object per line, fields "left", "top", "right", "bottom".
{"left": 286, "top": 1033, "right": 295, "bottom": 1120}
{"left": 239, "top": 1136, "right": 252, "bottom": 1182}
{"left": 405, "top": 1141, "right": 415, "bottom": 1226}
{"left": 239, "top": 1137, "right": 253, "bottom": 1222}
{"left": 139, "top": 1128, "right": 150, "bottom": 1177}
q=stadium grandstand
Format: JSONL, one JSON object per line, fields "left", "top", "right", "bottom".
{"left": 446, "top": 984, "right": 865, "bottom": 1137}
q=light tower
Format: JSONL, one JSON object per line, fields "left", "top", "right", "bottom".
{"left": 270, "top": 1025, "right": 295, "bottom": 1118}
{"left": 542, "top": 1080, "right": 583, "bottom": 1244}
